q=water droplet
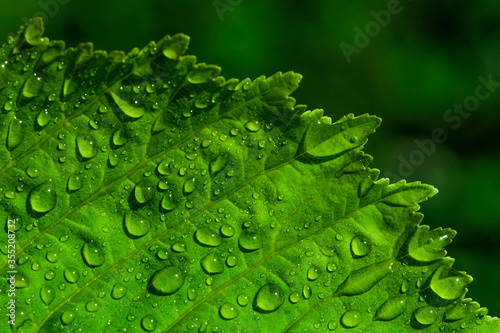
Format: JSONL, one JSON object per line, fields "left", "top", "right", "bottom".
{"left": 327, "top": 321, "right": 337, "bottom": 330}
{"left": 108, "top": 152, "right": 120, "bottom": 167}
{"left": 187, "top": 288, "right": 196, "bottom": 301}
{"left": 81, "top": 241, "right": 105, "bottom": 267}
{"left": 238, "top": 232, "right": 262, "bottom": 251}
{"left": 134, "top": 181, "right": 155, "bottom": 204}
{"left": 219, "top": 303, "right": 239, "bottom": 320}
{"left": 124, "top": 212, "right": 151, "bottom": 238}
{"left": 195, "top": 228, "right": 222, "bottom": 247}
{"left": 148, "top": 266, "right": 185, "bottom": 295}
{"left": 307, "top": 266, "right": 321, "bottom": 281}
{"left": 183, "top": 178, "right": 196, "bottom": 194}
{"left": 237, "top": 294, "right": 249, "bottom": 307}
{"left": 244, "top": 120, "right": 260, "bottom": 132}
{"left": 108, "top": 91, "right": 144, "bottom": 118}
{"left": 302, "top": 284, "right": 311, "bottom": 299}
{"left": 335, "top": 233, "right": 344, "bottom": 241}
{"left": 341, "top": 310, "right": 362, "bottom": 328}
{"left": 351, "top": 235, "right": 371, "bottom": 258}
{"left": 67, "top": 174, "right": 82, "bottom": 193}
{"left": 161, "top": 192, "right": 176, "bottom": 211}
{"left": 60, "top": 311, "right": 76, "bottom": 325}
{"left": 7, "top": 117, "right": 24, "bottom": 151}
{"left": 201, "top": 139, "right": 212, "bottom": 148}
{"left": 28, "top": 180, "right": 57, "bottom": 214}
{"left": 141, "top": 315, "right": 157, "bottom": 331}
{"left": 445, "top": 301, "right": 478, "bottom": 321}
{"left": 289, "top": 292, "right": 301, "bottom": 304}
{"left": 209, "top": 155, "right": 227, "bottom": 175}
{"left": 201, "top": 252, "right": 224, "bottom": 274}
{"left": 36, "top": 110, "right": 51, "bottom": 128}
{"left": 226, "top": 255, "right": 237, "bottom": 267}
{"left": 172, "top": 242, "right": 187, "bottom": 253}
{"left": 112, "top": 128, "right": 127, "bottom": 147}
{"left": 374, "top": 297, "right": 407, "bottom": 321}
{"left": 86, "top": 300, "right": 100, "bottom": 312}
{"left": 4, "top": 100, "right": 15, "bottom": 111}
{"left": 408, "top": 226, "right": 456, "bottom": 262}
{"left": 111, "top": 283, "right": 128, "bottom": 300}
{"left": 255, "top": 283, "right": 285, "bottom": 313}
{"left": 414, "top": 306, "right": 438, "bottom": 326}
{"left": 333, "top": 259, "right": 394, "bottom": 296}
{"left": 220, "top": 224, "right": 235, "bottom": 237}
{"left": 31, "top": 261, "right": 41, "bottom": 271}
{"left": 64, "top": 267, "right": 80, "bottom": 283}
{"left": 430, "top": 266, "right": 472, "bottom": 301}
{"left": 326, "top": 262, "right": 337, "bottom": 272}
{"left": 25, "top": 166, "right": 39, "bottom": 178}
{"left": 76, "top": 134, "right": 98, "bottom": 160}
{"left": 40, "top": 284, "right": 55, "bottom": 305}
{"left": 45, "top": 270, "right": 55, "bottom": 280}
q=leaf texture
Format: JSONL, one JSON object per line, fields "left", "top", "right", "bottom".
{"left": 0, "top": 18, "right": 499, "bottom": 333}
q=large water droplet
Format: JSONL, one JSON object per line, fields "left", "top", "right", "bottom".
{"left": 172, "top": 242, "right": 187, "bottom": 253}
{"left": 28, "top": 180, "right": 57, "bottom": 214}
{"left": 408, "top": 226, "right": 456, "bottom": 262}
{"left": 195, "top": 228, "right": 222, "bottom": 247}
{"left": 302, "top": 284, "right": 311, "bottom": 299}
{"left": 22, "top": 74, "right": 43, "bottom": 98}
{"left": 60, "top": 311, "right": 76, "bottom": 325}
{"left": 108, "top": 91, "right": 145, "bottom": 118}
{"left": 46, "top": 251, "right": 59, "bottom": 263}
{"left": 81, "top": 241, "right": 105, "bottom": 267}
{"left": 124, "top": 212, "right": 151, "bottom": 238}
{"left": 111, "top": 283, "right": 128, "bottom": 300}
{"left": 36, "top": 109, "right": 51, "bottom": 128}
{"left": 141, "top": 315, "right": 157, "bottom": 332}
{"left": 350, "top": 235, "right": 371, "bottom": 258}
{"left": 254, "top": 283, "right": 285, "bottom": 313}
{"left": 219, "top": 303, "right": 239, "bottom": 320}
{"left": 161, "top": 192, "right": 176, "bottom": 211}
{"left": 289, "top": 292, "right": 301, "bottom": 304}
{"left": 64, "top": 267, "right": 80, "bottom": 284}
{"left": 40, "top": 284, "right": 55, "bottom": 305}
{"left": 237, "top": 294, "right": 249, "bottom": 307}
{"left": 134, "top": 181, "right": 155, "bottom": 204}
{"left": 67, "top": 174, "right": 82, "bottom": 193}
{"left": 200, "top": 252, "right": 224, "bottom": 274}
{"left": 183, "top": 178, "right": 196, "bottom": 195}
{"left": 430, "top": 266, "right": 472, "bottom": 301}
{"left": 76, "top": 134, "right": 98, "bottom": 160}
{"left": 220, "top": 224, "right": 235, "bottom": 237}
{"left": 373, "top": 297, "right": 407, "bottom": 321}
{"left": 413, "top": 306, "right": 438, "bottom": 326}
{"left": 148, "top": 266, "right": 185, "bottom": 295}
{"left": 341, "top": 310, "right": 362, "bottom": 328}
{"left": 108, "top": 152, "right": 120, "bottom": 167}
{"left": 238, "top": 232, "right": 262, "bottom": 251}
{"left": 86, "top": 300, "right": 100, "bottom": 312}
{"left": 7, "top": 117, "right": 24, "bottom": 151}
{"left": 112, "top": 128, "right": 127, "bottom": 147}
{"left": 307, "top": 265, "right": 321, "bottom": 281}
{"left": 244, "top": 120, "right": 260, "bottom": 132}
{"left": 334, "top": 259, "right": 394, "bottom": 296}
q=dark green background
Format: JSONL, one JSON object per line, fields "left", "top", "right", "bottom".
{"left": 2, "top": 0, "right": 499, "bottom": 316}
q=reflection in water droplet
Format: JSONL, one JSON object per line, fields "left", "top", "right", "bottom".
{"left": 86, "top": 300, "right": 100, "bottom": 312}
{"left": 414, "top": 306, "right": 438, "bottom": 326}
{"left": 124, "top": 212, "right": 151, "bottom": 238}
{"left": 219, "top": 303, "right": 239, "bottom": 320}
{"left": 341, "top": 310, "right": 362, "bottom": 328}
{"left": 28, "top": 181, "right": 57, "bottom": 214}
{"left": 111, "top": 283, "right": 128, "bottom": 300}
{"left": 307, "top": 266, "right": 321, "bottom": 281}
{"left": 76, "top": 134, "right": 98, "bottom": 160}
{"left": 148, "top": 266, "right": 185, "bottom": 295}
{"left": 374, "top": 297, "right": 406, "bottom": 321}
{"left": 81, "top": 241, "right": 105, "bottom": 267}
{"left": 201, "top": 253, "right": 224, "bottom": 274}
{"left": 40, "top": 284, "right": 55, "bottom": 305}
{"left": 64, "top": 267, "right": 80, "bottom": 283}
{"left": 195, "top": 228, "right": 222, "bottom": 247}
{"left": 255, "top": 283, "right": 285, "bottom": 313}
{"left": 351, "top": 235, "right": 371, "bottom": 258}
{"left": 60, "top": 311, "right": 76, "bottom": 325}
{"left": 238, "top": 232, "right": 262, "bottom": 251}
{"left": 141, "top": 315, "right": 157, "bottom": 332}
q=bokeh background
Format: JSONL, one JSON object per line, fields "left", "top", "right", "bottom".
{"left": 1, "top": 0, "right": 499, "bottom": 315}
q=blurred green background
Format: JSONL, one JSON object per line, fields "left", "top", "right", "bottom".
{"left": 1, "top": 0, "right": 499, "bottom": 315}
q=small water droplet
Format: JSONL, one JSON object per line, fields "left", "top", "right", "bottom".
{"left": 60, "top": 311, "right": 76, "bottom": 325}
{"left": 134, "top": 182, "right": 155, "bottom": 204}
{"left": 430, "top": 266, "right": 471, "bottom": 301}
{"left": 351, "top": 235, "right": 371, "bottom": 258}
{"left": 76, "top": 134, "right": 98, "bottom": 160}
{"left": 67, "top": 174, "right": 82, "bottom": 193}
{"left": 148, "top": 266, "right": 185, "bottom": 295}
{"left": 7, "top": 117, "right": 24, "bottom": 151}
{"left": 141, "top": 315, "right": 157, "bottom": 332}
{"left": 244, "top": 120, "right": 260, "bottom": 132}
{"left": 111, "top": 283, "right": 127, "bottom": 300}
{"left": 255, "top": 283, "right": 285, "bottom": 313}
{"left": 85, "top": 300, "right": 100, "bottom": 312}
{"left": 201, "top": 252, "right": 224, "bottom": 274}
{"left": 64, "top": 267, "right": 80, "bottom": 283}
{"left": 45, "top": 270, "right": 55, "bottom": 280}
{"left": 40, "top": 284, "right": 55, "bottom": 305}
{"left": 46, "top": 251, "right": 59, "bottom": 263}
{"left": 307, "top": 265, "right": 321, "bottom": 281}
{"left": 414, "top": 306, "right": 438, "bottom": 326}
{"left": 341, "top": 310, "right": 362, "bottom": 328}
{"left": 81, "top": 241, "right": 105, "bottom": 267}
{"left": 219, "top": 303, "right": 239, "bottom": 320}
{"left": 289, "top": 292, "right": 301, "bottom": 304}
{"left": 237, "top": 294, "right": 249, "bottom": 307}
{"left": 226, "top": 255, "right": 237, "bottom": 267}
{"left": 28, "top": 180, "right": 57, "bottom": 214}
{"left": 183, "top": 178, "right": 196, "bottom": 194}
{"left": 374, "top": 297, "right": 407, "bottom": 321}
{"left": 172, "top": 242, "right": 186, "bottom": 253}
{"left": 220, "top": 224, "right": 235, "bottom": 237}
{"left": 238, "top": 232, "right": 262, "bottom": 251}
{"left": 108, "top": 91, "right": 144, "bottom": 118}
{"left": 36, "top": 110, "right": 51, "bottom": 128}
{"left": 302, "top": 284, "right": 312, "bottom": 299}
{"left": 108, "top": 152, "right": 120, "bottom": 167}
{"left": 195, "top": 228, "right": 222, "bottom": 247}
{"left": 112, "top": 128, "right": 127, "bottom": 147}
{"left": 124, "top": 212, "right": 151, "bottom": 238}
{"left": 187, "top": 288, "right": 196, "bottom": 301}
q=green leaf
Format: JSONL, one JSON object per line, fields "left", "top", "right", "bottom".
{"left": 0, "top": 18, "right": 499, "bottom": 332}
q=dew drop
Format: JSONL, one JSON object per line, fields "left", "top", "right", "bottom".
{"left": 445, "top": 301, "right": 477, "bottom": 321}
{"left": 161, "top": 192, "right": 176, "bottom": 211}
{"left": 187, "top": 288, "right": 196, "bottom": 301}
{"left": 76, "top": 134, "right": 98, "bottom": 160}
{"left": 86, "top": 300, "right": 100, "bottom": 312}
{"left": 289, "top": 292, "right": 301, "bottom": 304}
{"left": 374, "top": 297, "right": 407, "bottom": 321}
{"left": 195, "top": 228, "right": 222, "bottom": 247}
{"left": 7, "top": 117, "right": 24, "bottom": 151}
{"left": 307, "top": 265, "right": 321, "bottom": 281}
{"left": 430, "top": 266, "right": 471, "bottom": 301}
{"left": 341, "top": 310, "right": 362, "bottom": 328}
{"left": 238, "top": 232, "right": 262, "bottom": 251}
{"left": 111, "top": 283, "right": 128, "bottom": 300}
{"left": 64, "top": 267, "right": 80, "bottom": 283}
{"left": 124, "top": 212, "right": 151, "bottom": 238}
{"left": 148, "top": 266, "right": 185, "bottom": 295}
{"left": 220, "top": 224, "right": 235, "bottom": 237}
{"left": 134, "top": 182, "right": 155, "bottom": 204}
{"left": 172, "top": 242, "right": 186, "bottom": 253}
{"left": 350, "top": 235, "right": 371, "bottom": 258}
{"left": 108, "top": 152, "right": 120, "bottom": 167}
{"left": 219, "top": 303, "right": 239, "bottom": 320}
{"left": 414, "top": 306, "right": 438, "bottom": 326}
{"left": 141, "top": 314, "right": 157, "bottom": 332}
{"left": 45, "top": 270, "right": 55, "bottom": 280}
{"left": 40, "top": 284, "right": 55, "bottom": 305}
{"left": 226, "top": 255, "right": 237, "bottom": 267}
{"left": 183, "top": 178, "right": 196, "bottom": 194}
{"left": 255, "top": 283, "right": 285, "bottom": 313}
{"left": 67, "top": 174, "right": 82, "bottom": 193}
{"left": 108, "top": 91, "right": 144, "bottom": 118}
{"left": 244, "top": 120, "right": 260, "bottom": 132}
{"left": 302, "top": 284, "right": 312, "bottom": 299}
{"left": 81, "top": 241, "right": 105, "bottom": 267}
{"left": 25, "top": 166, "right": 39, "bottom": 178}
{"left": 326, "top": 262, "right": 337, "bottom": 272}
{"left": 36, "top": 109, "right": 51, "bottom": 128}
{"left": 60, "top": 311, "right": 76, "bottom": 325}
{"left": 112, "top": 128, "right": 127, "bottom": 147}
{"left": 237, "top": 294, "right": 249, "bottom": 307}
{"left": 201, "top": 252, "right": 224, "bottom": 274}
{"left": 28, "top": 180, "right": 57, "bottom": 214}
